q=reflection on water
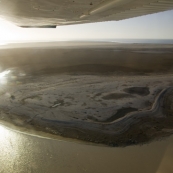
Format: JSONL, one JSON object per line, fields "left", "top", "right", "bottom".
{"left": 0, "top": 125, "right": 173, "bottom": 173}
{"left": 0, "top": 70, "right": 11, "bottom": 85}
{"left": 0, "top": 125, "right": 20, "bottom": 173}
{"left": 0, "top": 70, "right": 11, "bottom": 78}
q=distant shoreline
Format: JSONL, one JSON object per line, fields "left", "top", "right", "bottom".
{"left": 1, "top": 41, "right": 173, "bottom": 50}
{"left": 1, "top": 38, "right": 173, "bottom": 46}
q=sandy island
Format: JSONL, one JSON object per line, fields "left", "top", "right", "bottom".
{"left": 0, "top": 41, "right": 173, "bottom": 146}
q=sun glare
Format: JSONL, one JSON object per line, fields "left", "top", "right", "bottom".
{"left": 0, "top": 70, "right": 11, "bottom": 78}
{"left": 0, "top": 70, "right": 11, "bottom": 85}
{"left": 0, "top": 125, "right": 8, "bottom": 140}
{"left": 0, "top": 42, "right": 8, "bottom": 45}
{"left": 0, "top": 125, "right": 6, "bottom": 134}
{"left": 0, "top": 18, "right": 23, "bottom": 44}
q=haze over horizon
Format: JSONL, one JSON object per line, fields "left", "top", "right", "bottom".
{"left": 0, "top": 10, "right": 173, "bottom": 43}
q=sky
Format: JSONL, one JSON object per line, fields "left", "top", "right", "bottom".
{"left": 0, "top": 9, "right": 173, "bottom": 43}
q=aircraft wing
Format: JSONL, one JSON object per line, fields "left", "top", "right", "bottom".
{"left": 0, "top": 0, "right": 173, "bottom": 27}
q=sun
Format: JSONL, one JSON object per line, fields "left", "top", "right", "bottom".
{"left": 0, "top": 18, "right": 23, "bottom": 44}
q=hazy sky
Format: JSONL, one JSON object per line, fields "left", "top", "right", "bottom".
{"left": 0, "top": 10, "right": 173, "bottom": 42}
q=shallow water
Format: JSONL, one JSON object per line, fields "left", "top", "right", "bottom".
{"left": 0, "top": 125, "right": 173, "bottom": 173}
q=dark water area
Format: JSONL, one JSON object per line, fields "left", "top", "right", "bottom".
{"left": 104, "top": 107, "right": 138, "bottom": 122}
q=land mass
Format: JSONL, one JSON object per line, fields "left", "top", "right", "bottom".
{"left": 0, "top": 41, "right": 173, "bottom": 146}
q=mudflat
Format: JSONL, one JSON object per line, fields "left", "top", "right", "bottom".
{"left": 0, "top": 41, "right": 173, "bottom": 146}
